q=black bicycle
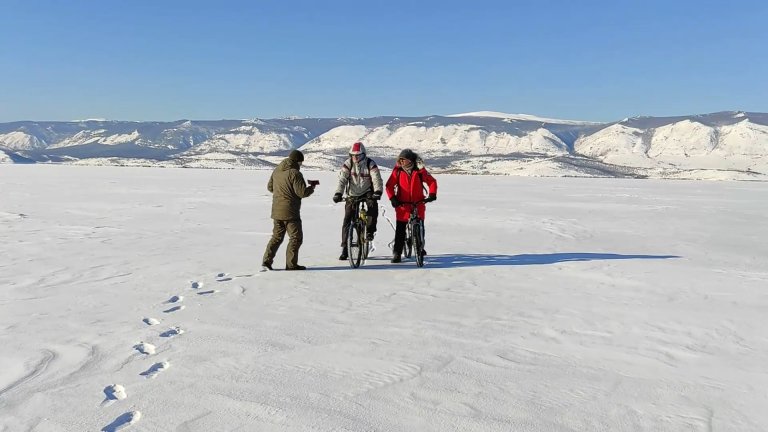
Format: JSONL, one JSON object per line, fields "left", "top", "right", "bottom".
{"left": 402, "top": 200, "right": 428, "bottom": 268}
{"left": 346, "top": 196, "right": 372, "bottom": 268}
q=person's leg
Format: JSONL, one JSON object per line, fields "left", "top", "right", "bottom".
{"left": 262, "top": 219, "right": 287, "bottom": 268}
{"left": 341, "top": 200, "right": 355, "bottom": 247}
{"left": 339, "top": 200, "right": 354, "bottom": 259}
{"left": 285, "top": 219, "right": 304, "bottom": 269}
{"left": 366, "top": 199, "right": 378, "bottom": 240}
{"left": 392, "top": 220, "right": 406, "bottom": 262}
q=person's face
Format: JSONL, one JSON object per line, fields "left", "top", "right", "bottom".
{"left": 351, "top": 153, "right": 363, "bottom": 163}
{"left": 398, "top": 157, "right": 412, "bottom": 168}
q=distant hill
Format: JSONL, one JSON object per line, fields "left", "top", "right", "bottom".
{"left": 1, "top": 111, "right": 766, "bottom": 180}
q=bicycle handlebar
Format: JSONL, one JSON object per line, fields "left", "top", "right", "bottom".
{"left": 344, "top": 195, "right": 371, "bottom": 203}
{"left": 395, "top": 199, "right": 430, "bottom": 207}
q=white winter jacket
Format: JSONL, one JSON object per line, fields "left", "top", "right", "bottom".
{"left": 334, "top": 156, "right": 383, "bottom": 197}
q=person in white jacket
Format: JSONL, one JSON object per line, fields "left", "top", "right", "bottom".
{"left": 332, "top": 142, "right": 384, "bottom": 260}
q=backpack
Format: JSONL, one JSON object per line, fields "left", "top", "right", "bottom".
{"left": 343, "top": 156, "right": 378, "bottom": 196}
{"left": 346, "top": 156, "right": 375, "bottom": 172}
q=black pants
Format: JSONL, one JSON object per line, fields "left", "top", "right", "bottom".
{"left": 392, "top": 220, "right": 426, "bottom": 256}
{"left": 392, "top": 221, "right": 407, "bottom": 256}
{"left": 340, "top": 198, "right": 378, "bottom": 247}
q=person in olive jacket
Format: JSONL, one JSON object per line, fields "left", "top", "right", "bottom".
{"left": 262, "top": 150, "right": 316, "bottom": 271}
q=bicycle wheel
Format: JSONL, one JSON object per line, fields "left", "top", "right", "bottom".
{"left": 347, "top": 221, "right": 363, "bottom": 268}
{"left": 413, "top": 221, "right": 425, "bottom": 267}
{"left": 404, "top": 222, "right": 413, "bottom": 258}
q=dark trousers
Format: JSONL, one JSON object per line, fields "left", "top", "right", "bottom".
{"left": 392, "top": 220, "right": 407, "bottom": 256}
{"left": 263, "top": 219, "right": 303, "bottom": 268}
{"left": 392, "top": 220, "right": 426, "bottom": 257}
{"left": 340, "top": 198, "right": 378, "bottom": 248}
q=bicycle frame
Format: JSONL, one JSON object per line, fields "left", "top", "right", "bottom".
{"left": 401, "top": 200, "right": 427, "bottom": 267}
{"left": 345, "top": 196, "right": 371, "bottom": 268}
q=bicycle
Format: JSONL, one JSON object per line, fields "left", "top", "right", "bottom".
{"left": 402, "top": 199, "right": 428, "bottom": 268}
{"left": 345, "top": 195, "right": 372, "bottom": 268}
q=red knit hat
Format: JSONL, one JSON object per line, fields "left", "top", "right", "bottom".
{"left": 349, "top": 142, "right": 366, "bottom": 155}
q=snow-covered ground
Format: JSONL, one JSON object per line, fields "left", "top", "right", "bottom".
{"left": 1, "top": 165, "right": 767, "bottom": 431}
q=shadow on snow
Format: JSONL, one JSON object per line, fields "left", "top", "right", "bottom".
{"left": 309, "top": 252, "right": 680, "bottom": 271}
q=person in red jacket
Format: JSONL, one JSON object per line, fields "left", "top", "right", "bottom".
{"left": 385, "top": 149, "right": 438, "bottom": 263}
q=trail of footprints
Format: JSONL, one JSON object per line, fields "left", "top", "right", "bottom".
{"left": 100, "top": 273, "right": 229, "bottom": 430}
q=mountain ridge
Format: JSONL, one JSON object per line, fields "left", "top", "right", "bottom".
{"left": 1, "top": 111, "right": 766, "bottom": 180}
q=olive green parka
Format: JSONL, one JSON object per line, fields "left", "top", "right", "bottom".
{"left": 267, "top": 157, "right": 314, "bottom": 220}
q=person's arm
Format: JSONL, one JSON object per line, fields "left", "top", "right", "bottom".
{"left": 293, "top": 170, "right": 314, "bottom": 198}
{"left": 385, "top": 168, "right": 398, "bottom": 199}
{"left": 422, "top": 169, "right": 437, "bottom": 195}
{"left": 370, "top": 159, "right": 384, "bottom": 195}
{"left": 334, "top": 159, "right": 351, "bottom": 195}
{"left": 422, "top": 169, "right": 437, "bottom": 201}
{"left": 267, "top": 172, "right": 274, "bottom": 193}
{"left": 385, "top": 168, "right": 401, "bottom": 207}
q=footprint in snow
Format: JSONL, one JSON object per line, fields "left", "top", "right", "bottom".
{"left": 197, "top": 290, "right": 217, "bottom": 295}
{"left": 101, "top": 384, "right": 127, "bottom": 407}
{"left": 167, "top": 295, "right": 183, "bottom": 303}
{"left": 190, "top": 280, "right": 203, "bottom": 289}
{"left": 140, "top": 361, "right": 170, "bottom": 379}
{"left": 142, "top": 317, "right": 160, "bottom": 326}
{"left": 133, "top": 342, "right": 155, "bottom": 355}
{"left": 216, "top": 272, "right": 232, "bottom": 282}
{"left": 163, "top": 305, "right": 185, "bottom": 313}
{"left": 102, "top": 410, "right": 141, "bottom": 432}
{"left": 160, "top": 326, "right": 184, "bottom": 338}
{"left": 0, "top": 212, "right": 28, "bottom": 221}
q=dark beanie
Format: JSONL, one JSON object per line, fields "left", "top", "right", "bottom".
{"left": 398, "top": 148, "right": 416, "bottom": 162}
{"left": 288, "top": 149, "right": 304, "bottom": 162}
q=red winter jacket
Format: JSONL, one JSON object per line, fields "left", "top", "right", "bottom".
{"left": 385, "top": 166, "right": 438, "bottom": 222}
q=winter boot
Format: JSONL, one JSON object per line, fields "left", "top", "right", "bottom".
{"left": 339, "top": 248, "right": 348, "bottom": 260}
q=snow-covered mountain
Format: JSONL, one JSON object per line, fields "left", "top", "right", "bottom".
{"left": 446, "top": 111, "right": 601, "bottom": 125}
{"left": 0, "top": 146, "right": 35, "bottom": 164}
{"left": 574, "top": 111, "right": 768, "bottom": 175}
{"left": 0, "top": 130, "right": 48, "bottom": 151}
{"left": 1, "top": 111, "right": 766, "bottom": 180}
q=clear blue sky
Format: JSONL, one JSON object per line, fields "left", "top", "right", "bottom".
{"left": 2, "top": 0, "right": 767, "bottom": 122}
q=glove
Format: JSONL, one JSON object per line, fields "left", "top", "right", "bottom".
{"left": 332, "top": 193, "right": 343, "bottom": 203}
{"left": 425, "top": 193, "right": 437, "bottom": 202}
{"left": 372, "top": 191, "right": 382, "bottom": 201}
{"left": 390, "top": 197, "right": 401, "bottom": 208}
